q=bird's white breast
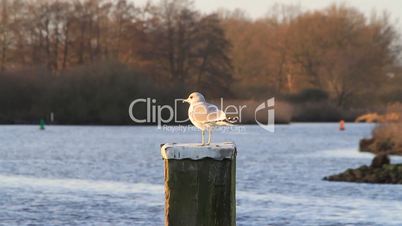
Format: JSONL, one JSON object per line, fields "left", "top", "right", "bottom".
{"left": 188, "top": 103, "right": 208, "bottom": 130}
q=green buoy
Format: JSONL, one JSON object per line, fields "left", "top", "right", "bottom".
{"left": 40, "top": 119, "right": 45, "bottom": 130}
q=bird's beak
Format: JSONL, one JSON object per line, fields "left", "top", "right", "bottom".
{"left": 183, "top": 98, "right": 188, "bottom": 103}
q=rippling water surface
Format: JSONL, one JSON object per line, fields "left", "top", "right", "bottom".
{"left": 1, "top": 124, "right": 402, "bottom": 225}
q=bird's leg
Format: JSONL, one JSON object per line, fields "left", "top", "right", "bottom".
{"left": 207, "top": 128, "right": 212, "bottom": 145}
{"left": 201, "top": 130, "right": 205, "bottom": 146}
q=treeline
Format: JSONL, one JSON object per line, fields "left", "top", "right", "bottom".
{"left": 0, "top": 0, "right": 401, "bottom": 124}
{"left": 0, "top": 0, "right": 232, "bottom": 94}
{"left": 222, "top": 4, "right": 401, "bottom": 106}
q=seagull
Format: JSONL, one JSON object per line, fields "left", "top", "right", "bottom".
{"left": 183, "top": 92, "right": 238, "bottom": 145}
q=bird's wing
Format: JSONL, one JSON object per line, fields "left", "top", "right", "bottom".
{"left": 205, "top": 103, "right": 227, "bottom": 122}
{"left": 190, "top": 102, "right": 226, "bottom": 123}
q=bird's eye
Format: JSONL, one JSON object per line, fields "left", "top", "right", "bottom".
{"left": 190, "top": 96, "right": 193, "bottom": 99}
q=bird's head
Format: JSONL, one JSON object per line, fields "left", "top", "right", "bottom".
{"left": 183, "top": 92, "right": 205, "bottom": 104}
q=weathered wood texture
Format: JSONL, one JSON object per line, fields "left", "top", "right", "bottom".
{"left": 161, "top": 143, "right": 236, "bottom": 226}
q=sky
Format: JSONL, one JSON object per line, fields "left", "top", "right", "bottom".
{"left": 194, "top": 0, "right": 402, "bottom": 19}
{"left": 136, "top": 0, "right": 402, "bottom": 31}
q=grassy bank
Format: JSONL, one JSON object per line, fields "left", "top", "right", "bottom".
{"left": 360, "top": 104, "right": 402, "bottom": 155}
{"left": 325, "top": 104, "right": 402, "bottom": 184}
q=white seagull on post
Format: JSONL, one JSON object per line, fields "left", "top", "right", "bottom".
{"left": 183, "top": 92, "right": 238, "bottom": 145}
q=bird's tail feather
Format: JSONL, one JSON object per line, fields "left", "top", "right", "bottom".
{"left": 215, "top": 121, "right": 233, "bottom": 126}
{"left": 212, "top": 116, "right": 239, "bottom": 126}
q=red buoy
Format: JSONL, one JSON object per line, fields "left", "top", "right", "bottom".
{"left": 339, "top": 120, "right": 345, "bottom": 131}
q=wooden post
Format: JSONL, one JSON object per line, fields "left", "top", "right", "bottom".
{"left": 161, "top": 142, "right": 237, "bottom": 226}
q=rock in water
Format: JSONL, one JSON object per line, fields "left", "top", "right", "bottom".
{"left": 324, "top": 163, "right": 402, "bottom": 184}
{"left": 371, "top": 154, "right": 390, "bottom": 168}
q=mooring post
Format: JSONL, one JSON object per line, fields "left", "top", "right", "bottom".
{"left": 161, "top": 142, "right": 237, "bottom": 226}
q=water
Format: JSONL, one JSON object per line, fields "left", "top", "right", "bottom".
{"left": 1, "top": 124, "right": 402, "bottom": 226}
